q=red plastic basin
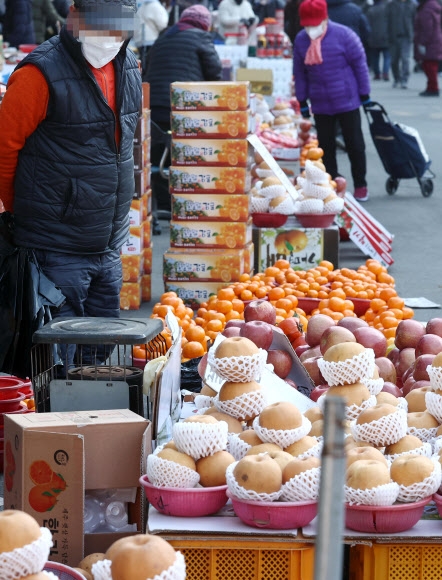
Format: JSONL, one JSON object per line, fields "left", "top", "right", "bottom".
{"left": 0, "top": 377, "right": 26, "bottom": 400}
{"left": 252, "top": 213, "right": 288, "bottom": 228}
{"left": 0, "top": 393, "right": 26, "bottom": 413}
{"left": 345, "top": 497, "right": 431, "bottom": 533}
{"left": 0, "top": 403, "right": 28, "bottom": 426}
{"left": 294, "top": 213, "right": 337, "bottom": 228}
{"left": 140, "top": 475, "right": 228, "bottom": 517}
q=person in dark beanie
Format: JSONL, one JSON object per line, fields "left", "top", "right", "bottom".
{"left": 0, "top": 0, "right": 142, "bottom": 366}
{"left": 2, "top": 0, "right": 35, "bottom": 48}
{"left": 326, "top": 0, "right": 370, "bottom": 49}
{"left": 386, "top": 0, "right": 415, "bottom": 88}
{"left": 414, "top": 0, "right": 442, "bottom": 96}
{"left": 293, "top": 0, "right": 371, "bottom": 201}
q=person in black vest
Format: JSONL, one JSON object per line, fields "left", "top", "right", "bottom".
{"left": 0, "top": 0, "right": 142, "bottom": 364}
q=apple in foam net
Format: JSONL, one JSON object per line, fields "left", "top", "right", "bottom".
{"left": 239, "top": 321, "right": 274, "bottom": 350}
{"left": 266, "top": 349, "right": 292, "bottom": 379}
{"left": 244, "top": 300, "right": 276, "bottom": 326}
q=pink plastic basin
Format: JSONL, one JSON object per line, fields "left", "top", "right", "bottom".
{"left": 345, "top": 497, "right": 431, "bottom": 533}
{"left": 0, "top": 377, "right": 25, "bottom": 400}
{"left": 252, "top": 213, "right": 288, "bottom": 228}
{"left": 0, "top": 403, "right": 28, "bottom": 426}
{"left": 432, "top": 492, "right": 442, "bottom": 516}
{"left": 227, "top": 491, "right": 318, "bottom": 529}
{"left": 140, "top": 475, "right": 228, "bottom": 517}
{"left": 294, "top": 213, "right": 337, "bottom": 228}
{"left": 44, "top": 562, "right": 87, "bottom": 580}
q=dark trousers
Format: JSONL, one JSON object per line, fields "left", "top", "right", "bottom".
{"left": 314, "top": 108, "right": 367, "bottom": 189}
{"left": 390, "top": 38, "right": 411, "bottom": 84}
{"left": 422, "top": 60, "right": 439, "bottom": 92}
{"left": 371, "top": 47, "right": 391, "bottom": 77}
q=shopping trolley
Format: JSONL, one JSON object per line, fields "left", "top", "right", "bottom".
{"left": 31, "top": 317, "right": 165, "bottom": 420}
{"left": 364, "top": 101, "right": 435, "bottom": 197}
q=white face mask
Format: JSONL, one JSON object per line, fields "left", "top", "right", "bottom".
{"left": 79, "top": 34, "right": 124, "bottom": 68}
{"left": 305, "top": 23, "right": 325, "bottom": 40}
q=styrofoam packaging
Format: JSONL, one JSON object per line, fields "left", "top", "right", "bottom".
{"left": 208, "top": 348, "right": 268, "bottom": 383}
{"left": 173, "top": 419, "right": 228, "bottom": 460}
{"left": 303, "top": 182, "right": 333, "bottom": 200}
{"left": 296, "top": 198, "right": 324, "bottom": 214}
{"left": 407, "top": 426, "right": 438, "bottom": 443}
{"left": 0, "top": 527, "right": 53, "bottom": 580}
{"left": 425, "top": 391, "right": 442, "bottom": 423}
{"left": 252, "top": 415, "right": 311, "bottom": 447}
{"left": 385, "top": 441, "right": 433, "bottom": 463}
{"left": 344, "top": 482, "right": 400, "bottom": 506}
{"left": 396, "top": 459, "right": 442, "bottom": 503}
{"left": 427, "top": 365, "right": 442, "bottom": 391}
{"left": 214, "top": 390, "right": 267, "bottom": 422}
{"left": 362, "top": 377, "right": 384, "bottom": 396}
{"left": 227, "top": 432, "right": 252, "bottom": 461}
{"left": 324, "top": 197, "right": 344, "bottom": 214}
{"left": 146, "top": 454, "right": 200, "bottom": 488}
{"left": 318, "top": 394, "right": 377, "bottom": 422}
{"left": 281, "top": 467, "right": 321, "bottom": 502}
{"left": 350, "top": 408, "right": 408, "bottom": 446}
{"left": 318, "top": 349, "right": 376, "bottom": 387}
{"left": 226, "top": 462, "right": 282, "bottom": 502}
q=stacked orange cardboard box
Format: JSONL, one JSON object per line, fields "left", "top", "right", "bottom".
{"left": 164, "top": 81, "right": 255, "bottom": 308}
{"left": 120, "top": 83, "right": 152, "bottom": 310}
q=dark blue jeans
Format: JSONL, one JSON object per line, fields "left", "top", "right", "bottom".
{"left": 371, "top": 47, "right": 391, "bottom": 77}
{"left": 390, "top": 39, "right": 411, "bottom": 84}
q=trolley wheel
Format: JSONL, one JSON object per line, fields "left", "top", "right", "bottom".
{"left": 386, "top": 177, "right": 399, "bottom": 195}
{"left": 420, "top": 179, "right": 434, "bottom": 197}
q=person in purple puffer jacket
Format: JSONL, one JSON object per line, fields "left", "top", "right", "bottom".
{"left": 293, "top": 0, "right": 371, "bottom": 201}
{"left": 414, "top": 0, "right": 442, "bottom": 97}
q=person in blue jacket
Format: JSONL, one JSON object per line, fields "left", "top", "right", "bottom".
{"left": 293, "top": 0, "right": 371, "bottom": 201}
{"left": 2, "top": 0, "right": 35, "bottom": 47}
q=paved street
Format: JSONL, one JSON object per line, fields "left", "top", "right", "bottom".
{"left": 139, "top": 68, "right": 442, "bottom": 324}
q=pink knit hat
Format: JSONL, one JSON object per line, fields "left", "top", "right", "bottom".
{"left": 180, "top": 5, "right": 212, "bottom": 31}
{"left": 299, "top": 0, "right": 328, "bottom": 26}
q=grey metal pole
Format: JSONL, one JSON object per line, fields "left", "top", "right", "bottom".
{"left": 314, "top": 396, "right": 347, "bottom": 580}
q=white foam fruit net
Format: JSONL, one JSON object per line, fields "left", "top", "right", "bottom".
{"left": 425, "top": 391, "right": 442, "bottom": 423}
{"left": 407, "top": 426, "right": 438, "bottom": 443}
{"left": 296, "top": 198, "right": 324, "bottom": 214}
{"left": 92, "top": 551, "right": 186, "bottom": 580}
{"left": 350, "top": 409, "right": 408, "bottom": 446}
{"left": 303, "top": 182, "right": 333, "bottom": 200}
{"left": 173, "top": 420, "right": 228, "bottom": 460}
{"left": 256, "top": 168, "right": 274, "bottom": 179}
{"left": 296, "top": 176, "right": 307, "bottom": 189}
{"left": 304, "top": 160, "right": 328, "bottom": 183}
{"left": 269, "top": 196, "right": 296, "bottom": 215}
{"left": 362, "top": 377, "right": 384, "bottom": 396}
{"left": 318, "top": 349, "right": 376, "bottom": 387}
{"left": 272, "top": 107, "right": 293, "bottom": 117}
{"left": 281, "top": 467, "right": 321, "bottom": 502}
{"left": 226, "top": 462, "right": 282, "bottom": 502}
{"left": 294, "top": 440, "right": 323, "bottom": 460}
{"left": 427, "top": 365, "right": 442, "bottom": 390}
{"left": 385, "top": 441, "right": 433, "bottom": 463}
{"left": 318, "top": 393, "right": 376, "bottom": 421}
{"left": 146, "top": 454, "right": 200, "bottom": 488}
{"left": 252, "top": 415, "right": 311, "bottom": 447}
{"left": 432, "top": 437, "right": 442, "bottom": 454}
{"left": 324, "top": 197, "right": 344, "bottom": 213}
{"left": 345, "top": 482, "right": 400, "bottom": 506}
{"left": 227, "top": 432, "right": 252, "bottom": 460}
{"left": 250, "top": 196, "right": 270, "bottom": 213}
{"left": 396, "top": 459, "right": 442, "bottom": 503}
{"left": 214, "top": 390, "right": 267, "bottom": 422}
{"left": 397, "top": 398, "right": 409, "bottom": 412}
{"left": 194, "top": 394, "right": 214, "bottom": 410}
{"left": 260, "top": 184, "right": 286, "bottom": 199}
{"left": 0, "top": 527, "right": 53, "bottom": 580}
{"left": 208, "top": 348, "right": 267, "bottom": 382}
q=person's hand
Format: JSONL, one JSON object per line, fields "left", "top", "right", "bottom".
{"left": 360, "top": 94, "right": 372, "bottom": 110}
{"left": 299, "top": 100, "right": 310, "bottom": 118}
{"left": 417, "top": 45, "right": 426, "bottom": 56}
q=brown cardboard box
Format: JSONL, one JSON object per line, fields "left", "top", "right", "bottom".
{"left": 170, "top": 81, "right": 250, "bottom": 111}
{"left": 4, "top": 410, "right": 151, "bottom": 567}
{"left": 120, "top": 281, "right": 143, "bottom": 310}
{"left": 171, "top": 192, "right": 250, "bottom": 222}
{"left": 170, "top": 218, "right": 252, "bottom": 250}
{"left": 142, "top": 82, "right": 150, "bottom": 110}
{"left": 163, "top": 248, "right": 246, "bottom": 283}
{"left": 236, "top": 69, "right": 273, "bottom": 96}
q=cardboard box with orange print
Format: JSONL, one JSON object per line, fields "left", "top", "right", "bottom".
{"left": 171, "top": 193, "right": 250, "bottom": 222}
{"left": 121, "top": 254, "right": 143, "bottom": 283}
{"left": 133, "top": 140, "right": 150, "bottom": 171}
{"left": 134, "top": 169, "right": 146, "bottom": 198}
{"left": 171, "top": 138, "right": 252, "bottom": 167}
{"left": 169, "top": 166, "right": 252, "bottom": 195}
{"left": 4, "top": 410, "right": 151, "bottom": 567}
{"left": 143, "top": 246, "right": 153, "bottom": 274}
{"left": 163, "top": 281, "right": 229, "bottom": 309}
{"left": 129, "top": 191, "right": 150, "bottom": 226}
{"left": 170, "top": 110, "right": 254, "bottom": 139}
{"left": 121, "top": 223, "right": 144, "bottom": 255}
{"left": 120, "top": 281, "right": 143, "bottom": 310}
{"left": 143, "top": 216, "right": 152, "bottom": 248}
{"left": 163, "top": 248, "right": 246, "bottom": 283}
{"left": 141, "top": 275, "right": 151, "bottom": 302}
{"left": 243, "top": 241, "right": 254, "bottom": 274}
{"left": 170, "top": 218, "right": 252, "bottom": 250}
{"left": 134, "top": 110, "right": 150, "bottom": 144}
{"left": 170, "top": 81, "right": 250, "bottom": 111}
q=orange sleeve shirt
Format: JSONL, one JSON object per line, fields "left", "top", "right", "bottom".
{"left": 0, "top": 60, "right": 121, "bottom": 213}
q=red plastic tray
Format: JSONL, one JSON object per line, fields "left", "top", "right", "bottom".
{"left": 294, "top": 213, "right": 337, "bottom": 228}
{"left": 297, "top": 297, "right": 321, "bottom": 315}
{"left": 252, "top": 213, "right": 288, "bottom": 228}
{"left": 345, "top": 497, "right": 431, "bottom": 533}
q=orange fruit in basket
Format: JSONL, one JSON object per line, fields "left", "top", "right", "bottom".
{"left": 218, "top": 287, "right": 236, "bottom": 301}
{"left": 185, "top": 326, "right": 206, "bottom": 344}
{"left": 182, "top": 341, "right": 205, "bottom": 360}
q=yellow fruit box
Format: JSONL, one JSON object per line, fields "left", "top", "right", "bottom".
{"left": 171, "top": 193, "right": 250, "bottom": 222}
{"left": 170, "top": 110, "right": 254, "bottom": 139}
{"left": 169, "top": 166, "right": 252, "bottom": 195}
{"left": 163, "top": 281, "right": 229, "bottom": 309}
{"left": 170, "top": 218, "right": 252, "bottom": 249}
{"left": 129, "top": 190, "right": 151, "bottom": 226}
{"left": 170, "top": 81, "right": 250, "bottom": 111}
{"left": 121, "top": 254, "right": 143, "bottom": 282}
{"left": 143, "top": 246, "right": 152, "bottom": 274}
{"left": 121, "top": 217, "right": 151, "bottom": 255}
{"left": 163, "top": 248, "right": 246, "bottom": 282}
{"left": 120, "top": 281, "right": 142, "bottom": 310}
{"left": 171, "top": 138, "right": 252, "bottom": 167}
{"left": 141, "top": 275, "right": 151, "bottom": 302}
{"left": 243, "top": 241, "right": 254, "bottom": 274}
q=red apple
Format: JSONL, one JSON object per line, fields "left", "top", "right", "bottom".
{"left": 310, "top": 385, "right": 329, "bottom": 402}
{"left": 222, "top": 326, "right": 241, "bottom": 338}
{"left": 353, "top": 327, "right": 388, "bottom": 358}
{"left": 412, "top": 380, "right": 431, "bottom": 390}
{"left": 402, "top": 375, "right": 417, "bottom": 396}
{"left": 381, "top": 382, "right": 403, "bottom": 398}
{"left": 415, "top": 334, "right": 442, "bottom": 357}
{"left": 387, "top": 347, "right": 400, "bottom": 366}
{"left": 375, "top": 357, "right": 397, "bottom": 384}
{"left": 299, "top": 120, "right": 312, "bottom": 132}
{"left": 302, "top": 356, "right": 326, "bottom": 386}
{"left": 395, "top": 319, "right": 426, "bottom": 350}
{"left": 426, "top": 318, "right": 442, "bottom": 338}
{"left": 244, "top": 300, "right": 276, "bottom": 325}
{"left": 337, "top": 317, "right": 368, "bottom": 333}
{"left": 334, "top": 176, "right": 347, "bottom": 194}
{"left": 402, "top": 365, "right": 415, "bottom": 385}
{"left": 267, "top": 349, "right": 292, "bottom": 379}
{"left": 413, "top": 353, "right": 436, "bottom": 382}
{"left": 240, "top": 320, "right": 274, "bottom": 350}
{"left": 225, "top": 320, "right": 245, "bottom": 329}
{"left": 285, "top": 378, "right": 298, "bottom": 390}
{"left": 197, "top": 353, "right": 208, "bottom": 379}
{"left": 320, "top": 326, "right": 356, "bottom": 355}
{"left": 395, "top": 347, "right": 416, "bottom": 380}
{"left": 299, "top": 345, "right": 322, "bottom": 362}
{"left": 298, "top": 130, "right": 311, "bottom": 142}
{"left": 295, "top": 344, "right": 312, "bottom": 358}
{"left": 305, "top": 314, "right": 335, "bottom": 347}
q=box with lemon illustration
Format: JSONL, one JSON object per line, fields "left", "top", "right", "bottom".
{"left": 171, "top": 193, "right": 250, "bottom": 222}
{"left": 171, "top": 81, "right": 250, "bottom": 111}
{"left": 171, "top": 139, "right": 252, "bottom": 167}
{"left": 171, "top": 110, "right": 254, "bottom": 139}
{"left": 169, "top": 166, "right": 252, "bottom": 194}
{"left": 170, "top": 218, "right": 252, "bottom": 249}
{"left": 163, "top": 248, "right": 246, "bottom": 282}
{"left": 163, "top": 281, "right": 229, "bottom": 309}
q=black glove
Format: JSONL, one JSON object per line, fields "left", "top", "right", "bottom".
{"left": 360, "top": 94, "right": 372, "bottom": 110}
{"left": 299, "top": 99, "right": 310, "bottom": 119}
{"left": 247, "top": 17, "right": 255, "bottom": 27}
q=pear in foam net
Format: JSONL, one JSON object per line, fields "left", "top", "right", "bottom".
{"left": 237, "top": 430, "right": 264, "bottom": 446}
{"left": 346, "top": 459, "right": 391, "bottom": 490}
{"left": 390, "top": 455, "right": 435, "bottom": 486}
{"left": 196, "top": 451, "right": 235, "bottom": 487}
{"left": 204, "top": 410, "right": 243, "bottom": 433}
{"left": 215, "top": 337, "right": 258, "bottom": 359}
{"left": 0, "top": 510, "right": 42, "bottom": 552}
{"left": 77, "top": 553, "right": 106, "bottom": 576}
{"left": 326, "top": 383, "right": 371, "bottom": 408}
{"left": 282, "top": 456, "right": 320, "bottom": 484}
{"left": 385, "top": 435, "right": 424, "bottom": 456}
{"left": 233, "top": 454, "right": 282, "bottom": 494}
{"left": 155, "top": 448, "right": 196, "bottom": 471}
{"left": 346, "top": 446, "right": 388, "bottom": 468}
{"left": 258, "top": 402, "right": 302, "bottom": 431}
{"left": 284, "top": 436, "right": 319, "bottom": 457}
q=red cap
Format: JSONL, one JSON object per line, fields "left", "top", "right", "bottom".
{"left": 299, "top": 0, "right": 328, "bottom": 27}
